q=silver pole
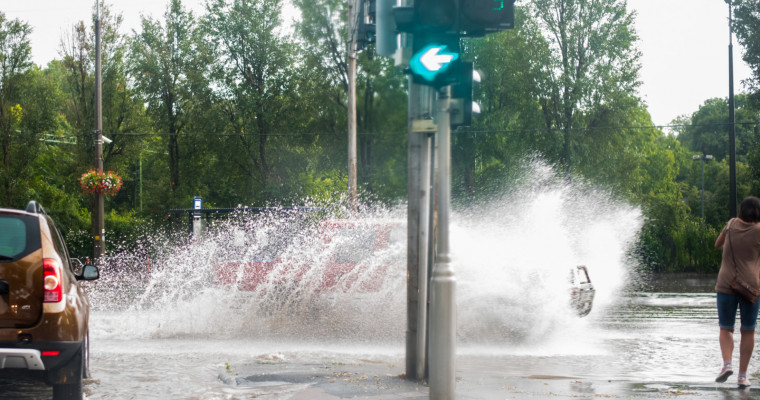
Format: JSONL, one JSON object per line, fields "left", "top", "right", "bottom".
{"left": 429, "top": 85, "right": 456, "bottom": 399}
{"left": 416, "top": 84, "right": 435, "bottom": 380}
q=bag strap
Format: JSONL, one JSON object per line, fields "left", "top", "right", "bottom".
{"left": 727, "top": 219, "right": 742, "bottom": 281}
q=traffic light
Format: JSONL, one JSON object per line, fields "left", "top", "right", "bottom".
{"left": 450, "top": 62, "right": 481, "bottom": 127}
{"left": 408, "top": 0, "right": 461, "bottom": 87}
{"left": 375, "top": 0, "right": 396, "bottom": 57}
{"left": 357, "top": 0, "right": 376, "bottom": 51}
{"left": 413, "top": 0, "right": 459, "bottom": 33}
{"left": 459, "top": 0, "right": 516, "bottom": 36}
{"left": 409, "top": 33, "right": 461, "bottom": 87}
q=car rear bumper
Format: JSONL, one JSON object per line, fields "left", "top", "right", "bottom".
{"left": 0, "top": 348, "right": 44, "bottom": 370}
{"left": 0, "top": 341, "right": 81, "bottom": 372}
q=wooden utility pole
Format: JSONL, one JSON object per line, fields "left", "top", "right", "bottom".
{"left": 93, "top": 2, "right": 105, "bottom": 260}
{"left": 347, "top": 0, "right": 358, "bottom": 211}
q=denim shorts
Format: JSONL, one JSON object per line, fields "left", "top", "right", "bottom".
{"left": 717, "top": 292, "right": 760, "bottom": 331}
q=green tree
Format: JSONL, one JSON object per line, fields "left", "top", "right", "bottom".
{"left": 58, "top": 2, "right": 145, "bottom": 192}
{"left": 129, "top": 0, "right": 207, "bottom": 193}
{"left": 529, "top": 0, "right": 641, "bottom": 177}
{"left": 734, "top": 0, "right": 760, "bottom": 94}
{"left": 675, "top": 95, "right": 759, "bottom": 162}
{"left": 454, "top": 8, "right": 554, "bottom": 199}
{"left": 204, "top": 0, "right": 303, "bottom": 202}
{"left": 0, "top": 13, "right": 36, "bottom": 206}
{"left": 294, "top": 0, "right": 408, "bottom": 202}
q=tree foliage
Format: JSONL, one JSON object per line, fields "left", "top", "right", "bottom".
{"left": 3, "top": 0, "right": 760, "bottom": 271}
{"left": 529, "top": 0, "right": 641, "bottom": 176}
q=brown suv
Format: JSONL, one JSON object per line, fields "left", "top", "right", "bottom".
{"left": 0, "top": 201, "right": 99, "bottom": 399}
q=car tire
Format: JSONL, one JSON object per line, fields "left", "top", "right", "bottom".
{"left": 52, "top": 339, "right": 84, "bottom": 400}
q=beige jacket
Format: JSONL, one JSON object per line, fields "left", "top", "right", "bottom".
{"left": 715, "top": 218, "right": 760, "bottom": 294}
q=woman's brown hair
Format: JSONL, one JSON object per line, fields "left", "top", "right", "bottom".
{"left": 739, "top": 196, "right": 760, "bottom": 223}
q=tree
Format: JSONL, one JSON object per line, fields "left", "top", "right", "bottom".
{"left": 529, "top": 0, "right": 641, "bottom": 177}
{"left": 294, "top": 0, "right": 410, "bottom": 201}
{"left": 675, "top": 95, "right": 759, "bottom": 162}
{"left": 455, "top": 9, "right": 557, "bottom": 199}
{"left": 0, "top": 12, "right": 35, "bottom": 206}
{"left": 58, "top": 2, "right": 145, "bottom": 192}
{"left": 204, "top": 0, "right": 298, "bottom": 200}
{"left": 129, "top": 0, "right": 208, "bottom": 195}
{"left": 734, "top": 0, "right": 760, "bottom": 94}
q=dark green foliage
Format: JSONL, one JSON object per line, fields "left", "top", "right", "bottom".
{"left": 3, "top": 1, "right": 760, "bottom": 272}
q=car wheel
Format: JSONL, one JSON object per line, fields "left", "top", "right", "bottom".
{"left": 52, "top": 339, "right": 84, "bottom": 400}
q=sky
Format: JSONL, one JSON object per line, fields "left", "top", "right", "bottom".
{"left": 4, "top": 0, "right": 754, "bottom": 127}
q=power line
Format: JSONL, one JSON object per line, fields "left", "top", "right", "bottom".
{"left": 27, "top": 120, "right": 760, "bottom": 141}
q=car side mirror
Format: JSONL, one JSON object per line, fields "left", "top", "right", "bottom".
{"left": 78, "top": 265, "right": 100, "bottom": 281}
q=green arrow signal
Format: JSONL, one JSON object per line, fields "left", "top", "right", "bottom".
{"left": 410, "top": 45, "right": 460, "bottom": 82}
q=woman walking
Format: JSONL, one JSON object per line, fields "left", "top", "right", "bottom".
{"left": 714, "top": 196, "right": 760, "bottom": 388}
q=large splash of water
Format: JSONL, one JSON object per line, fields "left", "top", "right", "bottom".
{"left": 87, "top": 159, "right": 642, "bottom": 351}
{"left": 453, "top": 159, "right": 642, "bottom": 352}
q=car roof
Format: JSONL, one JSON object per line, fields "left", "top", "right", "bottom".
{"left": 0, "top": 208, "right": 39, "bottom": 218}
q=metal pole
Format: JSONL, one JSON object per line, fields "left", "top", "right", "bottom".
{"left": 728, "top": 0, "right": 737, "bottom": 217}
{"left": 139, "top": 154, "right": 143, "bottom": 213}
{"left": 417, "top": 128, "right": 433, "bottom": 380}
{"left": 701, "top": 155, "right": 705, "bottom": 221}
{"left": 429, "top": 85, "right": 456, "bottom": 399}
{"left": 407, "top": 79, "right": 437, "bottom": 381}
{"left": 406, "top": 80, "right": 422, "bottom": 381}
{"left": 93, "top": 3, "right": 105, "bottom": 260}
{"left": 347, "top": 0, "right": 358, "bottom": 212}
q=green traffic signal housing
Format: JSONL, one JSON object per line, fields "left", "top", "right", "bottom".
{"left": 413, "top": 0, "right": 459, "bottom": 32}
{"left": 451, "top": 62, "right": 481, "bottom": 127}
{"left": 459, "top": 0, "right": 516, "bottom": 36}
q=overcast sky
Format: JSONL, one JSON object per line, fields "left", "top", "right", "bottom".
{"left": 4, "top": 0, "right": 753, "bottom": 127}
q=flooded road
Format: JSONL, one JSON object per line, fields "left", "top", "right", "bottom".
{"left": 1, "top": 283, "right": 729, "bottom": 399}
{"left": 1, "top": 162, "right": 733, "bottom": 398}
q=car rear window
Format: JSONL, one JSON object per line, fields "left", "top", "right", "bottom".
{"left": 0, "top": 214, "right": 41, "bottom": 261}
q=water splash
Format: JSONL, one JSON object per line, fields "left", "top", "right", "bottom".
{"left": 87, "top": 158, "right": 642, "bottom": 352}
{"left": 454, "top": 158, "right": 642, "bottom": 351}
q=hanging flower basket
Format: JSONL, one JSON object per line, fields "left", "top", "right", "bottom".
{"left": 79, "top": 169, "right": 123, "bottom": 197}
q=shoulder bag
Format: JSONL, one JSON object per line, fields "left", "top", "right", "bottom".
{"left": 727, "top": 221, "right": 760, "bottom": 304}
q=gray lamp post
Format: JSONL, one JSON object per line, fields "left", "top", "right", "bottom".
{"left": 693, "top": 154, "right": 713, "bottom": 222}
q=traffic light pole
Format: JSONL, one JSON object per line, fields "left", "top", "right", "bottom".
{"left": 407, "top": 79, "right": 436, "bottom": 382}
{"left": 393, "top": 0, "right": 514, "bottom": 394}
{"left": 429, "top": 85, "right": 456, "bottom": 399}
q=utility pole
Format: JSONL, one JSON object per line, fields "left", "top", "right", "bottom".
{"left": 693, "top": 154, "right": 713, "bottom": 222}
{"left": 727, "top": 0, "right": 737, "bottom": 218}
{"left": 93, "top": 1, "right": 105, "bottom": 260}
{"left": 347, "top": 0, "right": 358, "bottom": 211}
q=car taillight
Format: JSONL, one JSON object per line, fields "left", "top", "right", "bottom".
{"left": 43, "top": 258, "right": 62, "bottom": 303}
